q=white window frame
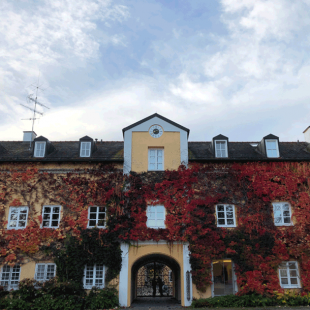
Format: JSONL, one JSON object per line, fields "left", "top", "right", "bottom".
{"left": 7, "top": 206, "right": 29, "bottom": 230}
{"left": 34, "top": 141, "right": 46, "bottom": 158}
{"left": 35, "top": 263, "right": 56, "bottom": 282}
{"left": 215, "top": 140, "right": 228, "bottom": 158}
{"left": 83, "top": 264, "right": 105, "bottom": 289}
{"left": 41, "top": 205, "right": 61, "bottom": 228}
{"left": 0, "top": 265, "right": 21, "bottom": 290}
{"left": 278, "top": 261, "right": 301, "bottom": 288}
{"left": 272, "top": 202, "right": 292, "bottom": 226}
{"left": 216, "top": 204, "right": 236, "bottom": 227}
{"left": 148, "top": 148, "right": 164, "bottom": 171}
{"left": 265, "top": 139, "right": 279, "bottom": 158}
{"left": 80, "top": 141, "right": 91, "bottom": 157}
{"left": 87, "top": 206, "right": 106, "bottom": 228}
{"left": 146, "top": 205, "right": 166, "bottom": 229}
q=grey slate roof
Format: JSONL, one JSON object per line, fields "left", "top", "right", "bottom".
{"left": 0, "top": 141, "right": 310, "bottom": 162}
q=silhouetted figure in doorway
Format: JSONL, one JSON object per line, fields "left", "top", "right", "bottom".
{"left": 157, "top": 277, "right": 163, "bottom": 297}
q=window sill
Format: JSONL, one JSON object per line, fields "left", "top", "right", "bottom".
{"left": 281, "top": 285, "right": 301, "bottom": 289}
{"left": 87, "top": 226, "right": 106, "bottom": 229}
{"left": 7, "top": 227, "right": 26, "bottom": 230}
{"left": 275, "top": 223, "right": 293, "bottom": 227}
{"left": 148, "top": 169, "right": 164, "bottom": 172}
{"left": 217, "top": 225, "right": 237, "bottom": 228}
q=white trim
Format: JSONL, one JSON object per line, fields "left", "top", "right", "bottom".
{"left": 216, "top": 204, "right": 236, "bottom": 227}
{"left": 148, "top": 148, "right": 164, "bottom": 171}
{"left": 123, "top": 116, "right": 188, "bottom": 174}
{"left": 83, "top": 264, "right": 105, "bottom": 289}
{"left": 35, "top": 263, "right": 56, "bottom": 282}
{"left": 34, "top": 141, "right": 46, "bottom": 158}
{"left": 272, "top": 202, "right": 293, "bottom": 226}
{"left": 7, "top": 206, "right": 29, "bottom": 230}
{"left": 146, "top": 205, "right": 166, "bottom": 228}
{"left": 0, "top": 265, "right": 21, "bottom": 290}
{"left": 278, "top": 261, "right": 301, "bottom": 288}
{"left": 215, "top": 140, "right": 228, "bottom": 158}
{"left": 87, "top": 206, "right": 106, "bottom": 228}
{"left": 183, "top": 243, "right": 192, "bottom": 306}
{"left": 80, "top": 141, "right": 91, "bottom": 157}
{"left": 119, "top": 243, "right": 129, "bottom": 307}
{"left": 265, "top": 139, "right": 279, "bottom": 158}
{"left": 41, "top": 205, "right": 61, "bottom": 228}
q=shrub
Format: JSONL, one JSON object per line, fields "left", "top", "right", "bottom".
{"left": 191, "top": 292, "right": 310, "bottom": 308}
{"left": 85, "top": 287, "right": 119, "bottom": 310}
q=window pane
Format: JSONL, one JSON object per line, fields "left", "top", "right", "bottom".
{"left": 54, "top": 207, "right": 60, "bottom": 213}
{"left": 52, "top": 214, "right": 59, "bottom": 220}
{"left": 43, "top": 214, "right": 50, "bottom": 220}
{"left": 10, "top": 214, "right": 18, "bottom": 221}
{"left": 90, "top": 214, "right": 97, "bottom": 219}
{"left": 51, "top": 221, "right": 59, "bottom": 227}
{"left": 90, "top": 207, "right": 97, "bottom": 213}
{"left": 36, "top": 265, "right": 45, "bottom": 280}
{"left": 288, "top": 262, "right": 297, "bottom": 269}
{"left": 218, "top": 212, "right": 225, "bottom": 218}
{"left": 280, "top": 269, "right": 287, "bottom": 277}
{"left": 98, "top": 213, "right": 105, "bottom": 220}
{"left": 290, "top": 278, "right": 298, "bottom": 285}
{"left": 9, "top": 221, "right": 17, "bottom": 227}
{"left": 147, "top": 220, "right": 156, "bottom": 227}
{"left": 44, "top": 207, "right": 51, "bottom": 214}
{"left": 43, "top": 221, "right": 49, "bottom": 227}
{"left": 217, "top": 205, "right": 224, "bottom": 211}
{"left": 98, "top": 220, "right": 105, "bottom": 226}
{"left": 18, "top": 221, "right": 26, "bottom": 227}
{"left": 149, "top": 163, "right": 155, "bottom": 170}
{"left": 290, "top": 270, "right": 297, "bottom": 277}
{"left": 218, "top": 219, "right": 225, "bottom": 225}
{"left": 157, "top": 150, "right": 163, "bottom": 156}
{"left": 89, "top": 220, "right": 96, "bottom": 227}
{"left": 157, "top": 220, "right": 165, "bottom": 227}
{"left": 227, "top": 219, "right": 234, "bottom": 225}
{"left": 226, "top": 212, "right": 233, "bottom": 218}
{"left": 284, "top": 217, "right": 291, "bottom": 224}
{"left": 157, "top": 163, "right": 163, "bottom": 170}
{"left": 20, "top": 207, "right": 27, "bottom": 213}
{"left": 281, "top": 278, "right": 288, "bottom": 285}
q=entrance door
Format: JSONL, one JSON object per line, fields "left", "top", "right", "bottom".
{"left": 136, "top": 261, "right": 173, "bottom": 297}
{"left": 212, "top": 259, "right": 237, "bottom": 296}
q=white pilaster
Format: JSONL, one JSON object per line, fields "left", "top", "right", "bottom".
{"left": 183, "top": 243, "right": 193, "bottom": 306}
{"left": 119, "top": 243, "right": 129, "bottom": 306}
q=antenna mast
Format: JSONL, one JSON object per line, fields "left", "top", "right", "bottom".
{"left": 21, "top": 76, "right": 50, "bottom": 148}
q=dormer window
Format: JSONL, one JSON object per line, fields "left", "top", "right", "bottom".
{"left": 215, "top": 141, "right": 228, "bottom": 158}
{"left": 34, "top": 142, "right": 46, "bottom": 157}
{"left": 213, "top": 135, "right": 229, "bottom": 158}
{"left": 80, "top": 142, "right": 91, "bottom": 157}
{"left": 266, "top": 140, "right": 279, "bottom": 158}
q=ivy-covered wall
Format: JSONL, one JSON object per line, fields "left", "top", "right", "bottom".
{"left": 1, "top": 161, "right": 310, "bottom": 295}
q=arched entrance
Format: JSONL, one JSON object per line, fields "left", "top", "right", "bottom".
{"left": 131, "top": 254, "right": 181, "bottom": 305}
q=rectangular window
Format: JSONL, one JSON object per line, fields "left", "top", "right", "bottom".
{"left": 216, "top": 205, "right": 236, "bottom": 227}
{"left": 148, "top": 148, "right": 164, "bottom": 171}
{"left": 42, "top": 206, "right": 61, "bottom": 228}
{"left": 34, "top": 142, "right": 46, "bottom": 158}
{"left": 88, "top": 206, "right": 106, "bottom": 228}
{"left": 8, "top": 206, "right": 28, "bottom": 229}
{"left": 273, "top": 202, "right": 292, "bottom": 226}
{"left": 146, "top": 205, "right": 165, "bottom": 228}
{"left": 35, "top": 263, "right": 56, "bottom": 282}
{"left": 215, "top": 141, "right": 228, "bottom": 158}
{"left": 278, "top": 262, "right": 300, "bottom": 288}
{"left": 84, "top": 264, "right": 105, "bottom": 289}
{"left": 266, "top": 140, "right": 279, "bottom": 157}
{"left": 80, "top": 142, "right": 91, "bottom": 157}
{"left": 0, "top": 265, "right": 21, "bottom": 290}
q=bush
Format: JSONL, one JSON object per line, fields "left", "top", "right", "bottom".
{"left": 0, "top": 278, "right": 119, "bottom": 310}
{"left": 191, "top": 292, "right": 310, "bottom": 308}
{"left": 85, "top": 287, "right": 119, "bottom": 310}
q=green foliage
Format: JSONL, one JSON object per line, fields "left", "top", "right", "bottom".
{"left": 84, "top": 287, "right": 119, "bottom": 310}
{"left": 191, "top": 292, "right": 310, "bottom": 308}
{"left": 0, "top": 279, "right": 118, "bottom": 310}
{"left": 43, "top": 228, "right": 122, "bottom": 286}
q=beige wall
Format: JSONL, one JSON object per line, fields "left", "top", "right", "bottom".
{"left": 192, "top": 283, "right": 212, "bottom": 299}
{"left": 127, "top": 243, "right": 184, "bottom": 305}
{"left": 131, "top": 132, "right": 180, "bottom": 172}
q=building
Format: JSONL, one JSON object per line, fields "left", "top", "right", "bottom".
{"left": 1, "top": 113, "right": 310, "bottom": 306}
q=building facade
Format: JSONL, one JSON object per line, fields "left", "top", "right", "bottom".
{"left": 1, "top": 113, "right": 310, "bottom": 306}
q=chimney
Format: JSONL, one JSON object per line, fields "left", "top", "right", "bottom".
{"left": 23, "top": 131, "right": 37, "bottom": 142}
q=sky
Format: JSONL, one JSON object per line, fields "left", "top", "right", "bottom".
{"left": 1, "top": 0, "right": 310, "bottom": 142}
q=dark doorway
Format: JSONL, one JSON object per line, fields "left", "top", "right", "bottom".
{"left": 131, "top": 254, "right": 181, "bottom": 305}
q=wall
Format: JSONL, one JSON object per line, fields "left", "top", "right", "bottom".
{"left": 131, "top": 132, "right": 180, "bottom": 172}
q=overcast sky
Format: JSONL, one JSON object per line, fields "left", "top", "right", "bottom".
{"left": 1, "top": 0, "right": 310, "bottom": 142}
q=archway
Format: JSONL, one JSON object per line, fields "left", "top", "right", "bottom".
{"left": 131, "top": 254, "right": 181, "bottom": 305}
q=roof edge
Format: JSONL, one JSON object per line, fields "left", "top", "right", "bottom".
{"left": 122, "top": 113, "right": 190, "bottom": 137}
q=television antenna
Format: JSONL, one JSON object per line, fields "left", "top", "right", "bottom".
{"left": 21, "top": 77, "right": 50, "bottom": 148}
